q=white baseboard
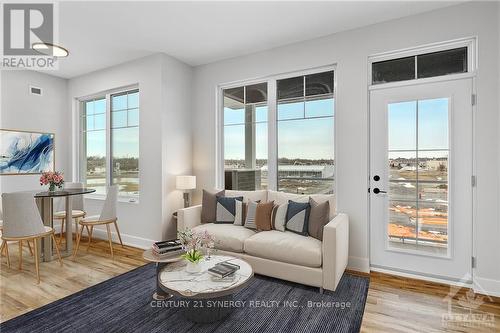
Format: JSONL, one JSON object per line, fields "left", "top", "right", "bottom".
{"left": 370, "top": 266, "right": 473, "bottom": 288}
{"left": 347, "top": 256, "right": 370, "bottom": 273}
{"left": 473, "top": 276, "right": 500, "bottom": 297}
{"left": 54, "top": 224, "right": 154, "bottom": 250}
{"left": 90, "top": 228, "right": 154, "bottom": 250}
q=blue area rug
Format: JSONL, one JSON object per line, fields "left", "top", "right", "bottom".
{"left": 1, "top": 264, "right": 369, "bottom": 333}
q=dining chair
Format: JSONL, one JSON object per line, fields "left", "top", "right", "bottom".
{"left": 0, "top": 205, "right": 34, "bottom": 264}
{"left": 73, "top": 185, "right": 123, "bottom": 259}
{"left": 53, "top": 182, "right": 87, "bottom": 245}
{"left": 1, "top": 192, "right": 63, "bottom": 283}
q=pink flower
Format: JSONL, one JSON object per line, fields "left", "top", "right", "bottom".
{"left": 39, "top": 171, "right": 64, "bottom": 188}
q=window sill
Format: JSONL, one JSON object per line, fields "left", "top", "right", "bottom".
{"left": 85, "top": 194, "right": 140, "bottom": 204}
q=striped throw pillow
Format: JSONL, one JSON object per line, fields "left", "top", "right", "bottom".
{"left": 244, "top": 201, "right": 258, "bottom": 229}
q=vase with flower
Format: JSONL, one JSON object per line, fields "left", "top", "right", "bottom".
{"left": 40, "top": 171, "right": 64, "bottom": 193}
{"left": 178, "top": 228, "right": 216, "bottom": 273}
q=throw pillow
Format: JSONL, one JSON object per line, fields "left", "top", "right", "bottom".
{"left": 255, "top": 201, "right": 275, "bottom": 231}
{"left": 285, "top": 200, "right": 311, "bottom": 236}
{"left": 271, "top": 203, "right": 288, "bottom": 232}
{"left": 244, "top": 201, "right": 258, "bottom": 229}
{"left": 308, "top": 198, "right": 330, "bottom": 240}
{"left": 233, "top": 200, "right": 246, "bottom": 226}
{"left": 216, "top": 196, "right": 243, "bottom": 223}
{"left": 201, "top": 189, "right": 225, "bottom": 223}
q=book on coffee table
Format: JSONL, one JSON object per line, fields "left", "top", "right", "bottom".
{"left": 208, "top": 263, "right": 238, "bottom": 278}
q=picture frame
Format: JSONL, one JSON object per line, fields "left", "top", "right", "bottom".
{"left": 0, "top": 129, "right": 55, "bottom": 175}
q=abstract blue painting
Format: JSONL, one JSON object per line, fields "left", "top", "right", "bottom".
{"left": 0, "top": 130, "right": 55, "bottom": 175}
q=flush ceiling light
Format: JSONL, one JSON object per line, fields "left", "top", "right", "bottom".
{"left": 32, "top": 42, "right": 69, "bottom": 57}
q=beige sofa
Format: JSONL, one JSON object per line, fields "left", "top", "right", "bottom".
{"left": 177, "top": 190, "right": 349, "bottom": 292}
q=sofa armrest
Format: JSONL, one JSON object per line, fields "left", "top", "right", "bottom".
{"left": 177, "top": 205, "right": 202, "bottom": 232}
{"left": 322, "top": 213, "right": 349, "bottom": 291}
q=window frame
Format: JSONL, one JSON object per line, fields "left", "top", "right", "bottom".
{"left": 368, "top": 37, "right": 476, "bottom": 90}
{"left": 216, "top": 65, "right": 337, "bottom": 195}
{"left": 77, "top": 84, "right": 140, "bottom": 202}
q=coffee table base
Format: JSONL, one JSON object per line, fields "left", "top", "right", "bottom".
{"left": 183, "top": 295, "right": 233, "bottom": 323}
{"left": 152, "top": 292, "right": 173, "bottom": 301}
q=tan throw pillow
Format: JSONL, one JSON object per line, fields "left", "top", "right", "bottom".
{"left": 255, "top": 201, "right": 274, "bottom": 231}
{"left": 201, "top": 189, "right": 225, "bottom": 223}
{"left": 308, "top": 198, "right": 330, "bottom": 240}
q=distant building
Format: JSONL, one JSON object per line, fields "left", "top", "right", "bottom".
{"left": 425, "top": 160, "right": 447, "bottom": 171}
{"left": 261, "top": 165, "right": 334, "bottom": 179}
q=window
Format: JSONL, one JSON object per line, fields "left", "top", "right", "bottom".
{"left": 372, "top": 47, "right": 468, "bottom": 85}
{"left": 82, "top": 97, "right": 107, "bottom": 195}
{"left": 80, "top": 88, "right": 139, "bottom": 198}
{"left": 277, "top": 71, "right": 335, "bottom": 194}
{"left": 223, "top": 83, "right": 268, "bottom": 190}
{"left": 220, "top": 69, "right": 335, "bottom": 195}
{"left": 387, "top": 98, "right": 449, "bottom": 253}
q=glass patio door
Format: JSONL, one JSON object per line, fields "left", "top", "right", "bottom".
{"left": 369, "top": 79, "right": 473, "bottom": 281}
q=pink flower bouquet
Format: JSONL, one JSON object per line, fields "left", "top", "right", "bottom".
{"left": 40, "top": 171, "right": 64, "bottom": 192}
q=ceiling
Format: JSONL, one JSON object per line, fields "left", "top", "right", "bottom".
{"left": 52, "top": 1, "right": 463, "bottom": 78}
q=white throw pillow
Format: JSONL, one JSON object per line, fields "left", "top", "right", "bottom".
{"left": 234, "top": 200, "right": 245, "bottom": 226}
{"left": 272, "top": 203, "right": 288, "bottom": 232}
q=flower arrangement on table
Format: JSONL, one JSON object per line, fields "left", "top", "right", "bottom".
{"left": 178, "top": 228, "right": 216, "bottom": 273}
{"left": 39, "top": 171, "right": 64, "bottom": 192}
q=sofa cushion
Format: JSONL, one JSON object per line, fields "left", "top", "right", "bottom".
{"left": 201, "top": 189, "right": 225, "bottom": 223}
{"left": 244, "top": 230, "right": 322, "bottom": 268}
{"left": 244, "top": 201, "right": 258, "bottom": 230}
{"left": 267, "top": 190, "right": 308, "bottom": 205}
{"left": 271, "top": 203, "right": 287, "bottom": 232}
{"left": 233, "top": 200, "right": 246, "bottom": 226}
{"left": 226, "top": 190, "right": 267, "bottom": 203}
{"left": 285, "top": 200, "right": 311, "bottom": 236}
{"left": 215, "top": 196, "right": 243, "bottom": 223}
{"left": 268, "top": 190, "right": 336, "bottom": 219}
{"left": 310, "top": 194, "right": 336, "bottom": 220}
{"left": 192, "top": 223, "right": 255, "bottom": 253}
{"left": 255, "top": 201, "right": 274, "bottom": 231}
{"left": 308, "top": 198, "right": 330, "bottom": 240}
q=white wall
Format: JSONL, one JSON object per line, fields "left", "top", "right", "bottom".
{"left": 191, "top": 1, "right": 500, "bottom": 295}
{"left": 161, "top": 55, "right": 194, "bottom": 239}
{"left": 68, "top": 53, "right": 192, "bottom": 247}
{"left": 0, "top": 70, "right": 69, "bottom": 194}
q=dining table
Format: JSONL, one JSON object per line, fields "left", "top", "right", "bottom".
{"left": 34, "top": 188, "right": 95, "bottom": 261}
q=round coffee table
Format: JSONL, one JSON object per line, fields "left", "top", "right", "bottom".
{"left": 158, "top": 255, "right": 253, "bottom": 323}
{"left": 142, "top": 249, "right": 182, "bottom": 300}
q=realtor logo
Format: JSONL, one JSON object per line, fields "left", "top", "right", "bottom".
{"left": 3, "top": 3, "right": 53, "bottom": 55}
{"left": 2, "top": 2, "right": 58, "bottom": 69}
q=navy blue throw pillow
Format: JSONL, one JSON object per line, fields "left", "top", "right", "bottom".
{"left": 285, "top": 200, "right": 311, "bottom": 236}
{"left": 215, "top": 196, "right": 243, "bottom": 223}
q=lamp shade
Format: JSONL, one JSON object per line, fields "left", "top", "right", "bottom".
{"left": 176, "top": 175, "right": 196, "bottom": 190}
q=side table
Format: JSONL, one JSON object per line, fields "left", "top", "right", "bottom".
{"left": 142, "top": 249, "right": 182, "bottom": 300}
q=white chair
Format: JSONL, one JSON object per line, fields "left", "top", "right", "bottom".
{"left": 73, "top": 186, "right": 123, "bottom": 259}
{"left": 0, "top": 204, "right": 34, "bottom": 263}
{"left": 53, "top": 182, "right": 86, "bottom": 245}
{"left": 1, "top": 192, "right": 62, "bottom": 283}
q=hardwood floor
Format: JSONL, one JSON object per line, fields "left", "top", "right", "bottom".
{"left": 361, "top": 272, "right": 500, "bottom": 333}
{"left": 1, "top": 239, "right": 499, "bottom": 332}
{"left": 0, "top": 236, "right": 144, "bottom": 322}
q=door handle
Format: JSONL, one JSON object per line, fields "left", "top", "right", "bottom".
{"left": 372, "top": 188, "right": 387, "bottom": 194}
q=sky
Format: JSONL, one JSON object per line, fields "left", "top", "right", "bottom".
{"left": 85, "top": 95, "right": 448, "bottom": 162}
{"left": 388, "top": 98, "right": 448, "bottom": 158}
{"left": 85, "top": 92, "right": 139, "bottom": 158}
{"left": 224, "top": 98, "right": 335, "bottom": 160}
